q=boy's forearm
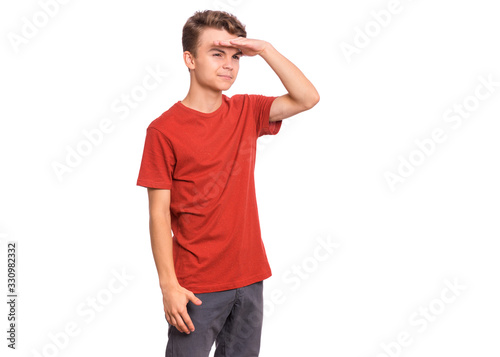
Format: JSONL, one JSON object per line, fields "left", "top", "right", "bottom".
{"left": 149, "top": 213, "right": 179, "bottom": 290}
{"left": 259, "top": 43, "right": 319, "bottom": 108}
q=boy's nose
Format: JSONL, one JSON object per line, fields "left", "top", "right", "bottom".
{"left": 223, "top": 57, "right": 234, "bottom": 69}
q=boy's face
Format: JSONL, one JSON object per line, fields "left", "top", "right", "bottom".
{"left": 188, "top": 28, "right": 243, "bottom": 92}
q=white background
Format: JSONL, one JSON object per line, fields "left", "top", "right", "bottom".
{"left": 1, "top": 0, "right": 500, "bottom": 356}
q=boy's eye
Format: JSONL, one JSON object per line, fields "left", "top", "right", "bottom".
{"left": 233, "top": 55, "right": 240, "bottom": 60}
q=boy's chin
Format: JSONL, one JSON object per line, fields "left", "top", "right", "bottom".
{"left": 219, "top": 83, "right": 234, "bottom": 92}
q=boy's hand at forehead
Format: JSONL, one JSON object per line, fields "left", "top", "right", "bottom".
{"left": 214, "top": 34, "right": 319, "bottom": 122}
{"left": 213, "top": 37, "right": 270, "bottom": 57}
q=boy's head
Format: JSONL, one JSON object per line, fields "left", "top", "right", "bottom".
{"left": 182, "top": 10, "right": 247, "bottom": 58}
{"left": 182, "top": 10, "right": 247, "bottom": 91}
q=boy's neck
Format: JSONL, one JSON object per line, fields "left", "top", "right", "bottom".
{"left": 181, "top": 86, "right": 224, "bottom": 114}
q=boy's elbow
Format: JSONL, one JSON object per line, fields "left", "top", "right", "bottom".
{"left": 312, "top": 91, "right": 320, "bottom": 107}
{"left": 306, "top": 90, "right": 320, "bottom": 109}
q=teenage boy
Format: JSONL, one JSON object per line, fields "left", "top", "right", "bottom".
{"left": 137, "top": 10, "right": 319, "bottom": 357}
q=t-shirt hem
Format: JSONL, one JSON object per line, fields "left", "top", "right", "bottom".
{"left": 183, "top": 270, "right": 272, "bottom": 294}
{"left": 268, "top": 119, "right": 282, "bottom": 135}
{"left": 259, "top": 96, "right": 282, "bottom": 136}
{"left": 136, "top": 179, "right": 172, "bottom": 189}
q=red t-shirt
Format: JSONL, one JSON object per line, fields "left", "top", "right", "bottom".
{"left": 137, "top": 94, "right": 281, "bottom": 293}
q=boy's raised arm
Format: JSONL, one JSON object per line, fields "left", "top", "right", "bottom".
{"left": 213, "top": 37, "right": 320, "bottom": 122}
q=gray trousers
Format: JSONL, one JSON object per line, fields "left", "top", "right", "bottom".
{"left": 165, "top": 280, "right": 264, "bottom": 357}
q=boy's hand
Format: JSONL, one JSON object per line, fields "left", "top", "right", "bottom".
{"left": 213, "top": 37, "right": 270, "bottom": 57}
{"left": 162, "top": 284, "right": 202, "bottom": 334}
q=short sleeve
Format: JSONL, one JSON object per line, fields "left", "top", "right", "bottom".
{"left": 249, "top": 95, "right": 282, "bottom": 137}
{"left": 136, "top": 127, "right": 176, "bottom": 189}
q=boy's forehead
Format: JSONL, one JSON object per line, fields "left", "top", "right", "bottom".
{"left": 199, "top": 28, "right": 239, "bottom": 48}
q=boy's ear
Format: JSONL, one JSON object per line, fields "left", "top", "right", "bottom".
{"left": 183, "top": 51, "right": 196, "bottom": 71}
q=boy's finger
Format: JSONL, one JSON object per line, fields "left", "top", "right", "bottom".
{"left": 188, "top": 292, "right": 202, "bottom": 305}
{"left": 173, "top": 313, "right": 190, "bottom": 334}
{"left": 181, "top": 311, "right": 196, "bottom": 332}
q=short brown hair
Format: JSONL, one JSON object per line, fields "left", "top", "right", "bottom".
{"left": 182, "top": 10, "right": 247, "bottom": 58}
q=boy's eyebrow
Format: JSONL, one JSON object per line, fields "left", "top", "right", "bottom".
{"left": 208, "top": 47, "right": 243, "bottom": 56}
